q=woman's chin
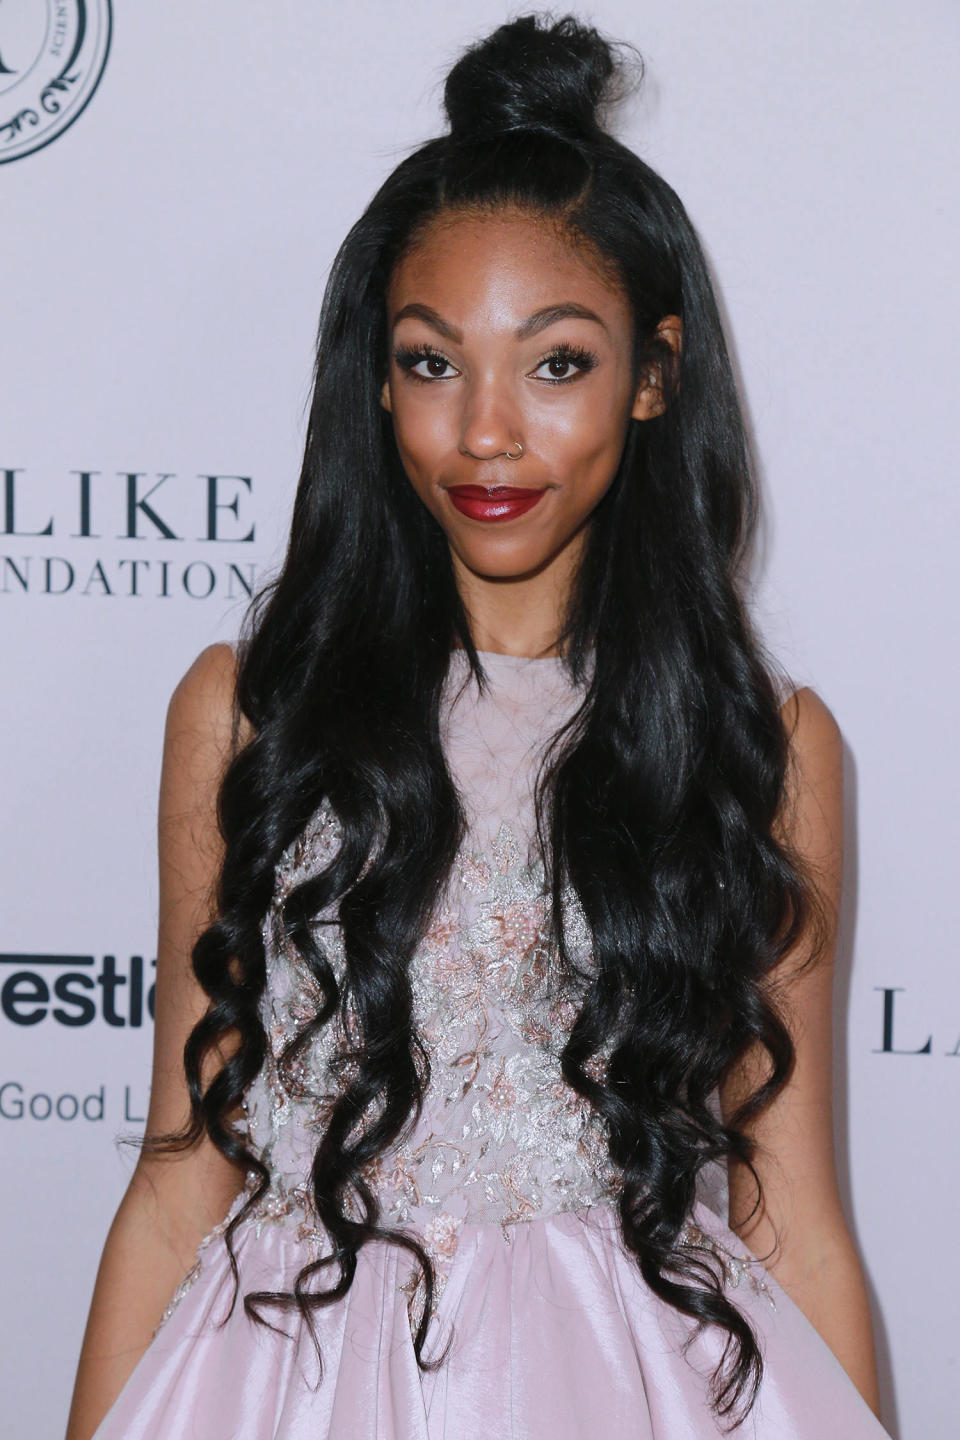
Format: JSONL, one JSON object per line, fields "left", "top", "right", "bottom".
{"left": 449, "top": 533, "right": 568, "bottom": 585}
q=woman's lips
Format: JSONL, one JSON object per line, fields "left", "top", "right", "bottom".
{"left": 445, "top": 485, "right": 547, "bottom": 523}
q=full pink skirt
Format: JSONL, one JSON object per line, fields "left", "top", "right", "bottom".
{"left": 93, "top": 1202, "right": 890, "bottom": 1439}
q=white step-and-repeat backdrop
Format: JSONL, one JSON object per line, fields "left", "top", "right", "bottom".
{"left": 2, "top": 4, "right": 956, "bottom": 1437}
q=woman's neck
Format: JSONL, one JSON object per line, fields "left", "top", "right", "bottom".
{"left": 449, "top": 537, "right": 583, "bottom": 661}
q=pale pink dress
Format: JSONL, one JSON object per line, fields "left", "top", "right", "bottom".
{"left": 93, "top": 650, "right": 890, "bottom": 1439}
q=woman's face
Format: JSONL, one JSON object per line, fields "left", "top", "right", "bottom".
{"left": 381, "top": 207, "right": 674, "bottom": 588}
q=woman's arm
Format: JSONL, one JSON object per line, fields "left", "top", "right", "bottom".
{"left": 65, "top": 644, "right": 252, "bottom": 1440}
{"left": 718, "top": 687, "right": 881, "bottom": 1417}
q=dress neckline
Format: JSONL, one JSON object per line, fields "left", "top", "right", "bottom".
{"left": 476, "top": 648, "right": 567, "bottom": 666}
{"left": 445, "top": 646, "right": 585, "bottom": 716}
{"left": 451, "top": 647, "right": 567, "bottom": 667}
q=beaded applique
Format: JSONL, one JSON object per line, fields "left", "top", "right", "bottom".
{"left": 232, "top": 799, "right": 776, "bottom": 1336}
{"left": 154, "top": 797, "right": 777, "bottom": 1341}
{"left": 678, "top": 1220, "right": 778, "bottom": 1312}
{"left": 152, "top": 1197, "right": 245, "bottom": 1339}
{"left": 239, "top": 806, "right": 620, "bottom": 1330}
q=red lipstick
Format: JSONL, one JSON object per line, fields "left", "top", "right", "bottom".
{"left": 446, "top": 485, "right": 547, "bottom": 523}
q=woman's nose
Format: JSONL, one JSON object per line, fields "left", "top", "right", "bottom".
{"left": 457, "top": 378, "right": 523, "bottom": 461}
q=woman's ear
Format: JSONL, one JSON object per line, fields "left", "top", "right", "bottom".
{"left": 631, "top": 314, "right": 683, "bottom": 421}
{"left": 380, "top": 377, "right": 393, "bottom": 413}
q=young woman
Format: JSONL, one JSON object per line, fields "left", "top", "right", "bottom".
{"left": 68, "top": 15, "right": 891, "bottom": 1439}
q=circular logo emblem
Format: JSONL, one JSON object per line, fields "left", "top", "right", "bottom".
{"left": 0, "top": 0, "right": 112, "bottom": 164}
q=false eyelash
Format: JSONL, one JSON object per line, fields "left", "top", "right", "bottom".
{"left": 392, "top": 342, "right": 601, "bottom": 383}
{"left": 393, "top": 344, "right": 454, "bottom": 379}
{"left": 537, "top": 344, "right": 600, "bottom": 381}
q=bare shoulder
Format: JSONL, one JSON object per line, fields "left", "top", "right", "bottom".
{"left": 166, "top": 642, "right": 254, "bottom": 758}
{"left": 775, "top": 685, "right": 844, "bottom": 947}
{"left": 778, "top": 686, "right": 843, "bottom": 828}
{"left": 158, "top": 644, "right": 255, "bottom": 877}
{"left": 173, "top": 639, "right": 238, "bottom": 699}
{"left": 779, "top": 684, "right": 842, "bottom": 757}
{"left": 168, "top": 642, "right": 238, "bottom": 735}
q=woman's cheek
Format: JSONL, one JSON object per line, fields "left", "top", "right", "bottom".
{"left": 394, "top": 394, "right": 458, "bottom": 473}
{"left": 533, "top": 396, "right": 620, "bottom": 474}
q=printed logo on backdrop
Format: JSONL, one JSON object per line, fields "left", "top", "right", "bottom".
{"left": 0, "top": 0, "right": 112, "bottom": 164}
{"left": 872, "top": 987, "right": 959, "bottom": 1058}
{"left": 1, "top": 952, "right": 154, "bottom": 1129}
{"left": 1, "top": 468, "right": 259, "bottom": 600}
{"left": 1, "top": 952, "right": 155, "bottom": 1027}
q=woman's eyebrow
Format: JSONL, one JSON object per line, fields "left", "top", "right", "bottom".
{"left": 391, "top": 300, "right": 609, "bottom": 342}
{"left": 516, "top": 303, "right": 608, "bottom": 338}
{"left": 392, "top": 303, "right": 462, "bottom": 341}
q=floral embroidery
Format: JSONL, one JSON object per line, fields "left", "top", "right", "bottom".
{"left": 236, "top": 802, "right": 766, "bottom": 1343}
{"left": 241, "top": 810, "right": 620, "bottom": 1336}
{"left": 160, "top": 665, "right": 769, "bottom": 1346}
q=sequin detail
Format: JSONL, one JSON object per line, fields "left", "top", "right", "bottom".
{"left": 176, "top": 795, "right": 774, "bottom": 1341}
{"left": 240, "top": 808, "right": 620, "bottom": 1331}
{"left": 154, "top": 659, "right": 779, "bottom": 1347}
{"left": 678, "top": 1221, "right": 778, "bottom": 1312}
{"left": 152, "top": 1187, "right": 250, "bottom": 1338}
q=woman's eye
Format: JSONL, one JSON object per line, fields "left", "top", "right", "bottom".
{"left": 416, "top": 353, "right": 457, "bottom": 379}
{"left": 394, "top": 347, "right": 460, "bottom": 381}
{"left": 394, "top": 345, "right": 597, "bottom": 383}
{"left": 531, "top": 348, "right": 598, "bottom": 383}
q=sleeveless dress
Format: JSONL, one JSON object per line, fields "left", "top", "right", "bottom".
{"left": 93, "top": 649, "right": 890, "bottom": 1439}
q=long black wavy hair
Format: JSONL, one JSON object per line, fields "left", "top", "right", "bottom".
{"left": 154, "top": 13, "right": 822, "bottom": 1430}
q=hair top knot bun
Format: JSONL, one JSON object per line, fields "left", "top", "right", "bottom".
{"left": 443, "top": 13, "right": 626, "bottom": 144}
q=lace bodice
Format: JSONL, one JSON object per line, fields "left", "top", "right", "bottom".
{"left": 240, "top": 651, "right": 627, "bottom": 1293}
{"left": 110, "top": 647, "right": 880, "bottom": 1437}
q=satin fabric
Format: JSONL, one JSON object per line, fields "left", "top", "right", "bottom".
{"left": 93, "top": 1200, "right": 890, "bottom": 1439}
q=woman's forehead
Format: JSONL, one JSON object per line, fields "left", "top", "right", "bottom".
{"left": 387, "top": 207, "right": 630, "bottom": 331}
